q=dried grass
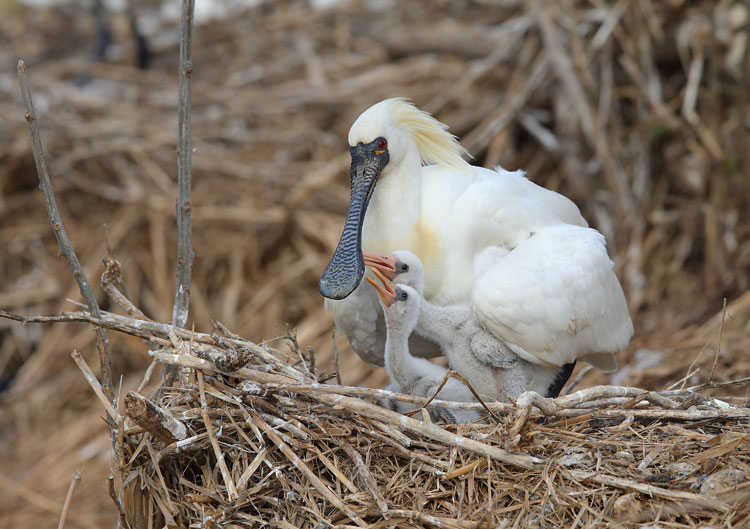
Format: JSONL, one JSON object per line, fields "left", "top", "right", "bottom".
{"left": 1, "top": 0, "right": 749, "bottom": 527}
{"left": 115, "top": 325, "right": 749, "bottom": 529}
{"left": 5, "top": 304, "right": 747, "bottom": 528}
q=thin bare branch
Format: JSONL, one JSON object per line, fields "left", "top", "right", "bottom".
{"left": 566, "top": 469, "right": 730, "bottom": 512}
{"left": 562, "top": 365, "right": 593, "bottom": 396}
{"left": 311, "top": 391, "right": 541, "bottom": 469}
{"left": 107, "top": 475, "right": 127, "bottom": 529}
{"left": 0, "top": 308, "right": 308, "bottom": 382}
{"left": 17, "top": 60, "right": 114, "bottom": 404}
{"left": 166, "top": 0, "right": 196, "bottom": 386}
{"left": 172, "top": 0, "right": 196, "bottom": 330}
{"left": 687, "top": 376, "right": 750, "bottom": 392}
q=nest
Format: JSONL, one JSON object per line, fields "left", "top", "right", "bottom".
{"left": 76, "top": 308, "right": 745, "bottom": 529}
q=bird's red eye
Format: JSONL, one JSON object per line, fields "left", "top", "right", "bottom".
{"left": 377, "top": 139, "right": 387, "bottom": 149}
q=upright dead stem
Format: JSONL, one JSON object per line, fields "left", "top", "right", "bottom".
{"left": 172, "top": 0, "right": 196, "bottom": 330}
{"left": 167, "top": 0, "right": 196, "bottom": 385}
{"left": 16, "top": 60, "right": 114, "bottom": 405}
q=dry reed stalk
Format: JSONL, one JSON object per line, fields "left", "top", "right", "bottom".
{"left": 336, "top": 438, "right": 390, "bottom": 518}
{"left": 70, "top": 351, "right": 118, "bottom": 422}
{"left": 0, "top": 472, "right": 99, "bottom": 528}
{"left": 55, "top": 470, "right": 80, "bottom": 529}
{"left": 566, "top": 470, "right": 730, "bottom": 512}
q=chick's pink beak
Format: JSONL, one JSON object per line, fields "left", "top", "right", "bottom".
{"left": 366, "top": 269, "right": 397, "bottom": 307}
{"left": 363, "top": 251, "right": 397, "bottom": 281}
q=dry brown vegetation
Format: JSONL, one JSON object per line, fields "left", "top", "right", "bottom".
{"left": 0, "top": 1, "right": 749, "bottom": 528}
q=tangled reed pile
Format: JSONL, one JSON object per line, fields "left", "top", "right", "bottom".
{"left": 93, "top": 312, "right": 750, "bottom": 529}
{"left": 6, "top": 303, "right": 748, "bottom": 528}
{"left": 1, "top": 0, "right": 749, "bottom": 527}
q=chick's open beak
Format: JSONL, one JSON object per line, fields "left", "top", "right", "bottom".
{"left": 363, "top": 251, "right": 397, "bottom": 281}
{"left": 366, "top": 271, "right": 396, "bottom": 307}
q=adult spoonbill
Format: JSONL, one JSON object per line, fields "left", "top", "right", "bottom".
{"left": 320, "top": 98, "right": 633, "bottom": 373}
{"left": 372, "top": 251, "right": 577, "bottom": 400}
{"left": 367, "top": 273, "right": 481, "bottom": 423}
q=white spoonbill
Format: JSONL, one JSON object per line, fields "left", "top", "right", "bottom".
{"left": 372, "top": 251, "right": 576, "bottom": 400}
{"left": 319, "top": 98, "right": 633, "bottom": 373}
{"left": 367, "top": 273, "right": 481, "bottom": 423}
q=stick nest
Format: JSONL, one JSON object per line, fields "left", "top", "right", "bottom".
{"left": 103, "top": 311, "right": 750, "bottom": 529}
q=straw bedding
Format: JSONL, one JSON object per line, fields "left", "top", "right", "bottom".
{"left": 0, "top": 0, "right": 749, "bottom": 527}
{"left": 11, "top": 304, "right": 742, "bottom": 528}
{"left": 118, "top": 317, "right": 750, "bottom": 529}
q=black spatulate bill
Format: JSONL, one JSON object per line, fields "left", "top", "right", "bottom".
{"left": 319, "top": 138, "right": 389, "bottom": 300}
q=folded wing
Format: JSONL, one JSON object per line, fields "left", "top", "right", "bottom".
{"left": 472, "top": 225, "right": 633, "bottom": 367}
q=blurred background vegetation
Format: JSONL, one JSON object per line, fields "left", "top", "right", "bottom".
{"left": 0, "top": 0, "right": 748, "bottom": 526}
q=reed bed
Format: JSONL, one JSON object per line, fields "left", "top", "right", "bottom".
{"left": 0, "top": 0, "right": 748, "bottom": 527}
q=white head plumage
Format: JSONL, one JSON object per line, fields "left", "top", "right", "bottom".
{"left": 348, "top": 98, "right": 471, "bottom": 172}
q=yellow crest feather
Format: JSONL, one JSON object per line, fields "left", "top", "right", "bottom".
{"left": 385, "top": 98, "right": 472, "bottom": 172}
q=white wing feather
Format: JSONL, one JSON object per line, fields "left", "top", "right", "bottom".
{"left": 472, "top": 225, "right": 633, "bottom": 366}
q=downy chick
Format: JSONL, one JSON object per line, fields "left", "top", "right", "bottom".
{"left": 325, "top": 251, "right": 442, "bottom": 367}
{"left": 367, "top": 274, "right": 481, "bottom": 423}
{"left": 368, "top": 251, "right": 576, "bottom": 402}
